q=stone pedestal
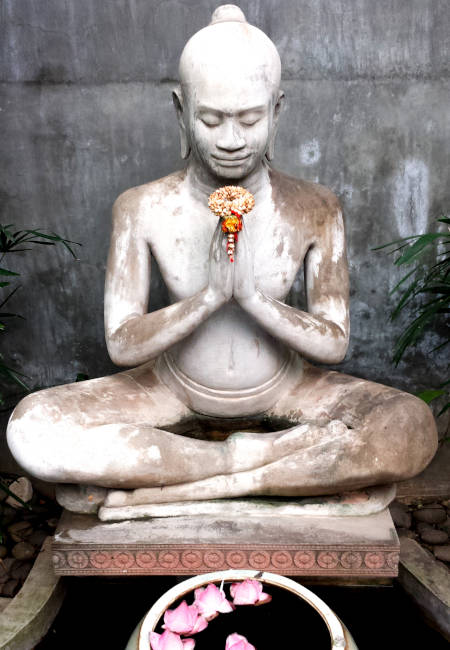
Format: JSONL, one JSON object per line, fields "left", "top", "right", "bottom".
{"left": 52, "top": 508, "right": 399, "bottom": 579}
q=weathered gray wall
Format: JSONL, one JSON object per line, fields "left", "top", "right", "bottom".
{"left": 1, "top": 0, "right": 449, "bottom": 402}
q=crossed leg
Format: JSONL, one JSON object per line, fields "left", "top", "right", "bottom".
{"left": 266, "top": 362, "right": 438, "bottom": 493}
{"left": 8, "top": 360, "right": 438, "bottom": 497}
{"left": 105, "top": 361, "right": 438, "bottom": 504}
{"left": 6, "top": 360, "right": 327, "bottom": 489}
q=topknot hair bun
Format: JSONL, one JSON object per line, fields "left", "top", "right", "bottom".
{"left": 210, "top": 5, "right": 247, "bottom": 25}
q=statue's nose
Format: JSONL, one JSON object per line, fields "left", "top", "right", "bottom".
{"left": 216, "top": 120, "right": 246, "bottom": 151}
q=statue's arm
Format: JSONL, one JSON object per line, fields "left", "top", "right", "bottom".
{"left": 104, "top": 193, "right": 232, "bottom": 367}
{"left": 237, "top": 205, "right": 349, "bottom": 364}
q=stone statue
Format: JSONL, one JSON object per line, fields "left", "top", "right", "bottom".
{"left": 7, "top": 6, "right": 437, "bottom": 512}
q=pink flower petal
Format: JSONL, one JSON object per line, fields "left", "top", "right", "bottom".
{"left": 225, "top": 632, "right": 256, "bottom": 650}
{"left": 149, "top": 630, "right": 186, "bottom": 650}
{"left": 217, "top": 599, "right": 235, "bottom": 614}
{"left": 163, "top": 601, "right": 197, "bottom": 635}
{"left": 194, "top": 584, "right": 233, "bottom": 619}
{"left": 190, "top": 615, "right": 208, "bottom": 634}
{"left": 230, "top": 580, "right": 267, "bottom": 606}
{"left": 150, "top": 631, "right": 162, "bottom": 650}
{"left": 181, "top": 639, "right": 195, "bottom": 650}
{"left": 256, "top": 592, "right": 272, "bottom": 605}
{"left": 162, "top": 601, "right": 207, "bottom": 635}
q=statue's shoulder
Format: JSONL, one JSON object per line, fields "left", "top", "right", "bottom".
{"left": 112, "top": 170, "right": 186, "bottom": 219}
{"left": 268, "top": 168, "right": 341, "bottom": 215}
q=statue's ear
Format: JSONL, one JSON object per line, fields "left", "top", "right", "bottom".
{"left": 266, "top": 90, "right": 285, "bottom": 162}
{"left": 172, "top": 87, "right": 191, "bottom": 160}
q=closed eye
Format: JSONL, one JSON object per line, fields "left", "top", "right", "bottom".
{"left": 240, "top": 116, "right": 261, "bottom": 126}
{"left": 200, "top": 116, "right": 221, "bottom": 127}
{"left": 197, "top": 110, "right": 222, "bottom": 127}
{"left": 238, "top": 107, "right": 266, "bottom": 126}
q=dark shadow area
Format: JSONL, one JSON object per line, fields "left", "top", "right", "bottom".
{"left": 165, "top": 415, "right": 295, "bottom": 441}
{"left": 36, "top": 578, "right": 449, "bottom": 649}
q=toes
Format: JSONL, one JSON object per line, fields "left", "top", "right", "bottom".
{"left": 273, "top": 424, "right": 309, "bottom": 446}
{"left": 326, "top": 419, "right": 349, "bottom": 435}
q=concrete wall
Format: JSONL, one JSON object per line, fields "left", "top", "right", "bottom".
{"left": 1, "top": 0, "right": 449, "bottom": 405}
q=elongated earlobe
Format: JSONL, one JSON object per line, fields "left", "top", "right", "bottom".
{"left": 266, "top": 136, "right": 275, "bottom": 162}
{"left": 266, "top": 90, "right": 285, "bottom": 161}
{"left": 172, "top": 88, "right": 191, "bottom": 160}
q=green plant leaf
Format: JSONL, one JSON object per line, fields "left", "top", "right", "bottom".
{"left": 395, "top": 233, "right": 443, "bottom": 266}
{"left": 0, "top": 268, "right": 20, "bottom": 276}
{"left": 417, "top": 389, "right": 446, "bottom": 403}
{"left": 0, "top": 285, "right": 21, "bottom": 309}
{"left": 390, "top": 280, "right": 420, "bottom": 320}
{"left": 389, "top": 267, "right": 417, "bottom": 296}
{"left": 0, "top": 226, "right": 80, "bottom": 258}
{"left": 393, "top": 299, "right": 446, "bottom": 364}
{"left": 372, "top": 235, "right": 421, "bottom": 251}
{"left": 0, "top": 360, "right": 30, "bottom": 391}
{"left": 27, "top": 230, "right": 80, "bottom": 258}
{"left": 437, "top": 402, "right": 450, "bottom": 417}
{"left": 0, "top": 224, "right": 81, "bottom": 400}
{"left": 419, "top": 283, "right": 450, "bottom": 295}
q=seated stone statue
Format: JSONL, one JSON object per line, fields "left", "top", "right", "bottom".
{"left": 7, "top": 6, "right": 437, "bottom": 506}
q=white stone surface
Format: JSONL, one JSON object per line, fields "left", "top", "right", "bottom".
{"left": 6, "top": 4, "right": 438, "bottom": 499}
{"left": 99, "top": 484, "right": 396, "bottom": 521}
{"left": 55, "top": 507, "right": 398, "bottom": 546}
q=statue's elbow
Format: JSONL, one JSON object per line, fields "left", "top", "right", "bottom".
{"left": 328, "top": 347, "right": 347, "bottom": 364}
{"left": 107, "top": 347, "right": 129, "bottom": 367}
{"left": 106, "top": 327, "right": 158, "bottom": 367}
{"left": 106, "top": 333, "right": 134, "bottom": 367}
{"left": 105, "top": 316, "right": 146, "bottom": 367}
{"left": 325, "top": 329, "right": 349, "bottom": 364}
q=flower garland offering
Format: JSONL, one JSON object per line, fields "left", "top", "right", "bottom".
{"left": 208, "top": 186, "right": 255, "bottom": 262}
{"left": 150, "top": 579, "right": 270, "bottom": 650}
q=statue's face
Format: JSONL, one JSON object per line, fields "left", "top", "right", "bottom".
{"left": 183, "top": 70, "right": 279, "bottom": 180}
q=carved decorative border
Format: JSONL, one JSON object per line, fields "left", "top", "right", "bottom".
{"left": 52, "top": 543, "right": 399, "bottom": 577}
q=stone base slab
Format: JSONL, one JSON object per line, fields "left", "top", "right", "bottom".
{"left": 52, "top": 508, "right": 399, "bottom": 578}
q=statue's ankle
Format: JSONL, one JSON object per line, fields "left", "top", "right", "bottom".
{"left": 55, "top": 484, "right": 108, "bottom": 514}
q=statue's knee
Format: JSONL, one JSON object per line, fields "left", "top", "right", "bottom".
{"left": 7, "top": 391, "right": 61, "bottom": 480}
{"left": 8, "top": 390, "right": 51, "bottom": 434}
{"left": 368, "top": 393, "right": 438, "bottom": 480}
{"left": 402, "top": 394, "right": 438, "bottom": 474}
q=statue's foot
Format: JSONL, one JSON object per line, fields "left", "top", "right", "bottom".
{"left": 55, "top": 420, "right": 351, "bottom": 514}
{"left": 98, "top": 485, "right": 397, "bottom": 522}
{"left": 55, "top": 484, "right": 108, "bottom": 514}
{"left": 104, "top": 421, "right": 363, "bottom": 507}
{"left": 225, "top": 419, "right": 348, "bottom": 473}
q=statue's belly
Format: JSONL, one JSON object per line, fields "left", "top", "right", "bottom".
{"left": 168, "top": 302, "right": 289, "bottom": 391}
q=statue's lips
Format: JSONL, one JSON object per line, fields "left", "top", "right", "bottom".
{"left": 211, "top": 154, "right": 251, "bottom": 166}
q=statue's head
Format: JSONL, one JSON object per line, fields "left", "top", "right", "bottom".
{"left": 174, "top": 5, "right": 284, "bottom": 181}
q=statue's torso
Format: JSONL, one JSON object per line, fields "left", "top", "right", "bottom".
{"left": 119, "top": 168, "right": 337, "bottom": 390}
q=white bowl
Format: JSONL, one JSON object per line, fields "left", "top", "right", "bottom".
{"left": 130, "top": 570, "right": 357, "bottom": 649}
